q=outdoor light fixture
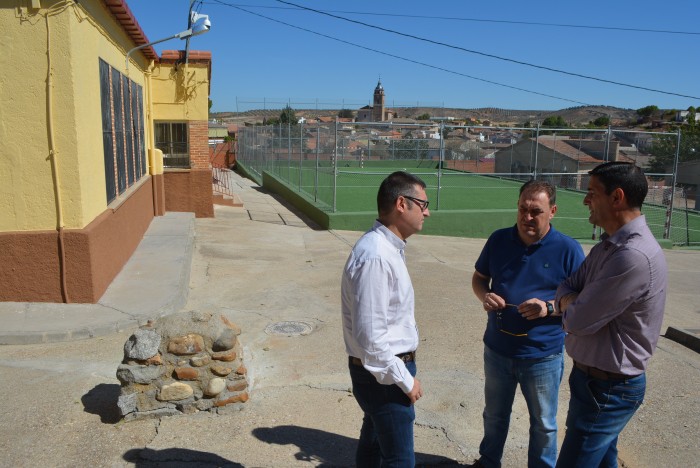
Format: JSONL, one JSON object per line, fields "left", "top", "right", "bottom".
{"left": 125, "top": 12, "right": 211, "bottom": 73}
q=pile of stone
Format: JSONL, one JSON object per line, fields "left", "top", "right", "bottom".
{"left": 117, "top": 311, "right": 249, "bottom": 421}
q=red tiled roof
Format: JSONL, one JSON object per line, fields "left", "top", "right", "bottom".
{"left": 103, "top": 0, "right": 157, "bottom": 60}
{"left": 533, "top": 138, "right": 601, "bottom": 163}
{"left": 160, "top": 50, "right": 212, "bottom": 62}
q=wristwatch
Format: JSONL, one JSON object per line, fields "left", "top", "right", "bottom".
{"left": 545, "top": 301, "right": 555, "bottom": 317}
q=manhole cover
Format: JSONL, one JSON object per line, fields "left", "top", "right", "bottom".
{"left": 265, "top": 321, "right": 313, "bottom": 336}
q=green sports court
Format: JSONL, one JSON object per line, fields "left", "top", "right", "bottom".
{"left": 241, "top": 160, "right": 700, "bottom": 246}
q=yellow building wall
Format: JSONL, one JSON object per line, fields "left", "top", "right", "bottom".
{"left": 151, "top": 62, "right": 210, "bottom": 121}
{"left": 0, "top": 0, "right": 151, "bottom": 232}
{"left": 0, "top": 2, "right": 72, "bottom": 232}
{"left": 68, "top": 0, "right": 150, "bottom": 228}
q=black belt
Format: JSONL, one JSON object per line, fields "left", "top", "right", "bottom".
{"left": 574, "top": 361, "right": 637, "bottom": 381}
{"left": 349, "top": 351, "right": 416, "bottom": 367}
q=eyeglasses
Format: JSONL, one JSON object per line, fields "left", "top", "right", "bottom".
{"left": 402, "top": 195, "right": 430, "bottom": 211}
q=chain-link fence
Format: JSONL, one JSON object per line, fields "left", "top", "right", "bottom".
{"left": 238, "top": 121, "right": 697, "bottom": 246}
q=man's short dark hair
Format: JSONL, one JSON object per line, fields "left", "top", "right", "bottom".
{"left": 377, "top": 171, "right": 427, "bottom": 215}
{"left": 589, "top": 162, "right": 648, "bottom": 209}
{"left": 519, "top": 180, "right": 556, "bottom": 206}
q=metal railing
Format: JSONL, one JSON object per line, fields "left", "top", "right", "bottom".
{"left": 238, "top": 121, "right": 696, "bottom": 245}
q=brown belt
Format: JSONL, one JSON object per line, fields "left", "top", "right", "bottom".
{"left": 574, "top": 361, "right": 637, "bottom": 381}
{"left": 350, "top": 351, "right": 416, "bottom": 367}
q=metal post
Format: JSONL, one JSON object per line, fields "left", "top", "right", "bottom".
{"left": 437, "top": 121, "right": 444, "bottom": 210}
{"left": 299, "top": 121, "right": 303, "bottom": 191}
{"left": 270, "top": 123, "right": 275, "bottom": 175}
{"left": 534, "top": 123, "right": 541, "bottom": 179}
{"left": 315, "top": 126, "right": 320, "bottom": 202}
{"left": 287, "top": 122, "right": 291, "bottom": 181}
{"left": 663, "top": 130, "right": 682, "bottom": 240}
{"left": 604, "top": 124, "right": 612, "bottom": 162}
{"left": 333, "top": 120, "right": 338, "bottom": 212}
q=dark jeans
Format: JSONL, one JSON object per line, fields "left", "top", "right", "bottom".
{"left": 479, "top": 346, "right": 564, "bottom": 468}
{"left": 349, "top": 359, "right": 416, "bottom": 468}
{"left": 556, "top": 366, "right": 646, "bottom": 468}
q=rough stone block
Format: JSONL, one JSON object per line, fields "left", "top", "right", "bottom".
{"left": 168, "top": 334, "right": 205, "bottom": 355}
{"left": 212, "top": 329, "right": 237, "bottom": 351}
{"left": 117, "top": 392, "right": 138, "bottom": 416}
{"left": 212, "top": 349, "right": 236, "bottom": 362}
{"left": 190, "top": 355, "right": 211, "bottom": 367}
{"left": 226, "top": 381, "right": 247, "bottom": 392}
{"left": 211, "top": 364, "right": 232, "bottom": 376}
{"left": 204, "top": 377, "right": 226, "bottom": 397}
{"left": 117, "top": 364, "right": 164, "bottom": 385}
{"left": 174, "top": 367, "right": 199, "bottom": 380}
{"left": 157, "top": 382, "right": 194, "bottom": 401}
{"left": 214, "top": 391, "right": 249, "bottom": 407}
{"left": 117, "top": 311, "right": 249, "bottom": 420}
{"left": 124, "top": 328, "right": 161, "bottom": 360}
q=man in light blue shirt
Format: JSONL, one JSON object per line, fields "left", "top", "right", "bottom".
{"left": 342, "top": 171, "right": 430, "bottom": 467}
{"left": 555, "top": 162, "right": 668, "bottom": 467}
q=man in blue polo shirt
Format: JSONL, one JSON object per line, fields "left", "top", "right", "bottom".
{"left": 471, "top": 180, "right": 585, "bottom": 468}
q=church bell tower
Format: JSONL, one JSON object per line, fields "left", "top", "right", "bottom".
{"left": 372, "top": 79, "right": 385, "bottom": 122}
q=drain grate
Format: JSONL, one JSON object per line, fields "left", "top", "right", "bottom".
{"left": 265, "top": 321, "right": 313, "bottom": 336}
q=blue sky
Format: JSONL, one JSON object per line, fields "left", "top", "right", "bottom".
{"left": 126, "top": 0, "right": 699, "bottom": 113}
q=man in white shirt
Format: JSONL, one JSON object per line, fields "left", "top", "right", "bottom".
{"left": 341, "top": 171, "right": 430, "bottom": 467}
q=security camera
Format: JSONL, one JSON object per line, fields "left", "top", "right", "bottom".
{"left": 188, "top": 12, "right": 211, "bottom": 37}
{"left": 191, "top": 12, "right": 210, "bottom": 27}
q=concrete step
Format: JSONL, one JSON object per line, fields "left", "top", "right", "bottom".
{"left": 212, "top": 192, "right": 243, "bottom": 207}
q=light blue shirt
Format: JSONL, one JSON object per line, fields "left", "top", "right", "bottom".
{"left": 342, "top": 220, "right": 418, "bottom": 393}
{"left": 557, "top": 215, "right": 668, "bottom": 375}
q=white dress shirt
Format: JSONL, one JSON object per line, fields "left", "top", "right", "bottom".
{"left": 341, "top": 220, "right": 419, "bottom": 393}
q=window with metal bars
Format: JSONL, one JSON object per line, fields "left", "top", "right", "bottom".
{"left": 154, "top": 122, "right": 190, "bottom": 168}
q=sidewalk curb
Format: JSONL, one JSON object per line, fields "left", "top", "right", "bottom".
{"left": 0, "top": 212, "right": 195, "bottom": 345}
{"left": 665, "top": 326, "right": 700, "bottom": 354}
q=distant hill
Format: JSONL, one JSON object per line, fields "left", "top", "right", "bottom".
{"left": 212, "top": 105, "right": 639, "bottom": 127}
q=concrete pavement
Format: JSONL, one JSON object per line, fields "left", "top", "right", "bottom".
{"left": 0, "top": 170, "right": 699, "bottom": 467}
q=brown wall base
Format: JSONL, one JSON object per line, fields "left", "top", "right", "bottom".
{"left": 163, "top": 169, "right": 214, "bottom": 218}
{"left": 0, "top": 179, "right": 155, "bottom": 303}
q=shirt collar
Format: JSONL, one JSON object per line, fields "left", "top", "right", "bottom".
{"left": 601, "top": 215, "right": 646, "bottom": 246}
{"left": 509, "top": 223, "right": 556, "bottom": 248}
{"left": 373, "top": 219, "right": 406, "bottom": 251}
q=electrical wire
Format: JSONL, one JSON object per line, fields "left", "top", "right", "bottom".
{"left": 275, "top": 0, "right": 700, "bottom": 101}
{"left": 209, "top": 0, "right": 594, "bottom": 106}
{"left": 201, "top": 2, "right": 700, "bottom": 37}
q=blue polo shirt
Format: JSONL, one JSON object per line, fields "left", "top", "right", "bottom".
{"left": 475, "top": 224, "right": 584, "bottom": 359}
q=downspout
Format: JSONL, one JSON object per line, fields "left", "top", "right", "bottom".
{"left": 45, "top": 13, "right": 69, "bottom": 303}
{"left": 145, "top": 59, "right": 159, "bottom": 215}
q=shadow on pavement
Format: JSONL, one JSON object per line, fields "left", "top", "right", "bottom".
{"left": 82, "top": 383, "right": 122, "bottom": 424}
{"left": 252, "top": 425, "right": 466, "bottom": 467}
{"left": 123, "top": 447, "right": 242, "bottom": 467}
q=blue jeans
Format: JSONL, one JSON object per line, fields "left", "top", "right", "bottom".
{"left": 349, "top": 359, "right": 416, "bottom": 468}
{"left": 556, "top": 366, "right": 646, "bottom": 468}
{"left": 479, "top": 345, "right": 564, "bottom": 468}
